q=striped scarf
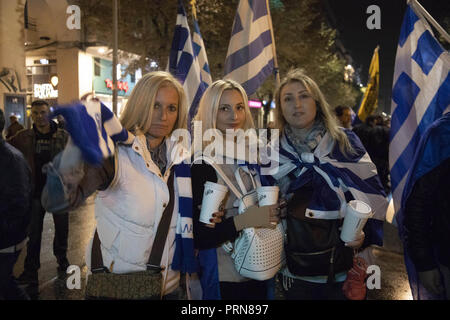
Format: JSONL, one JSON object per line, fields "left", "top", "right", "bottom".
{"left": 261, "top": 128, "right": 388, "bottom": 247}
{"left": 51, "top": 98, "right": 197, "bottom": 274}
{"left": 51, "top": 96, "right": 133, "bottom": 165}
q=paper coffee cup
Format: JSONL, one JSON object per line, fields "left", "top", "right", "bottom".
{"left": 257, "top": 186, "right": 279, "bottom": 206}
{"left": 340, "top": 200, "right": 373, "bottom": 242}
{"left": 238, "top": 191, "right": 258, "bottom": 214}
{"left": 199, "top": 182, "right": 228, "bottom": 225}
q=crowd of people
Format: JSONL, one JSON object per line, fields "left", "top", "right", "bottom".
{"left": 1, "top": 68, "right": 448, "bottom": 300}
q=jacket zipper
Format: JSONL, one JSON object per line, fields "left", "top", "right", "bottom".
{"left": 292, "top": 247, "right": 334, "bottom": 256}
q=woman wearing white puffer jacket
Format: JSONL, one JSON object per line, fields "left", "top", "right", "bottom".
{"left": 42, "top": 71, "right": 196, "bottom": 299}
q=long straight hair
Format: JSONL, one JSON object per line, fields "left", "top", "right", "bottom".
{"left": 120, "top": 71, "right": 187, "bottom": 134}
{"left": 193, "top": 79, "right": 255, "bottom": 147}
{"left": 274, "top": 68, "right": 354, "bottom": 155}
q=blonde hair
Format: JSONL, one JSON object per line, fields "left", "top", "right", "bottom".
{"left": 193, "top": 79, "right": 255, "bottom": 142}
{"left": 274, "top": 68, "right": 354, "bottom": 155}
{"left": 119, "top": 71, "right": 187, "bottom": 133}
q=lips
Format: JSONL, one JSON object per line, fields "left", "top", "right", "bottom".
{"left": 151, "top": 124, "right": 168, "bottom": 129}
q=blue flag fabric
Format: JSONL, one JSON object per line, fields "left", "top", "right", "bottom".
{"left": 400, "top": 112, "right": 450, "bottom": 300}
{"left": 262, "top": 129, "right": 387, "bottom": 247}
{"left": 51, "top": 99, "right": 131, "bottom": 165}
{"left": 224, "top": 0, "right": 274, "bottom": 96}
{"left": 389, "top": 3, "right": 450, "bottom": 300}
{"left": 389, "top": 4, "right": 450, "bottom": 226}
{"left": 169, "top": 0, "right": 207, "bottom": 125}
{"left": 51, "top": 98, "right": 198, "bottom": 275}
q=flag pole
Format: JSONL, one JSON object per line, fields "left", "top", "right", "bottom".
{"left": 265, "top": 0, "right": 280, "bottom": 87}
{"left": 410, "top": 0, "right": 450, "bottom": 43}
{"left": 190, "top": 0, "right": 197, "bottom": 20}
{"left": 112, "top": 0, "right": 119, "bottom": 115}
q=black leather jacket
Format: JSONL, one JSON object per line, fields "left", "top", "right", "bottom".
{"left": 404, "top": 157, "right": 450, "bottom": 271}
{"left": 0, "top": 139, "right": 32, "bottom": 249}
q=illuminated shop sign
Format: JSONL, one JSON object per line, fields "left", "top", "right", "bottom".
{"left": 105, "top": 78, "right": 129, "bottom": 93}
{"left": 248, "top": 100, "right": 262, "bottom": 108}
{"left": 34, "top": 84, "right": 58, "bottom": 99}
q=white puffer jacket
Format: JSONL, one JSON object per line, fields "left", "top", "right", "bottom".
{"left": 85, "top": 135, "right": 188, "bottom": 296}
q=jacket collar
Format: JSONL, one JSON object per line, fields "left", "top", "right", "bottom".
{"left": 131, "top": 134, "right": 190, "bottom": 176}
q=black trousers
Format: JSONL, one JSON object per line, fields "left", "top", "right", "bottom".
{"left": 220, "top": 280, "right": 268, "bottom": 300}
{"left": 23, "top": 198, "right": 69, "bottom": 273}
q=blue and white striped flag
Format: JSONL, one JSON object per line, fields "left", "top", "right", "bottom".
{"left": 169, "top": 0, "right": 207, "bottom": 124}
{"left": 193, "top": 17, "right": 212, "bottom": 87}
{"left": 390, "top": 3, "right": 450, "bottom": 300}
{"left": 389, "top": 3, "right": 450, "bottom": 229}
{"left": 224, "top": 0, "right": 274, "bottom": 96}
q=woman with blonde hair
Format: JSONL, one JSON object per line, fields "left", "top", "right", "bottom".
{"left": 191, "top": 79, "right": 281, "bottom": 300}
{"left": 42, "top": 71, "right": 197, "bottom": 299}
{"left": 264, "top": 68, "right": 387, "bottom": 300}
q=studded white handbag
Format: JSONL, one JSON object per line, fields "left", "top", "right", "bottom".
{"left": 195, "top": 156, "right": 285, "bottom": 281}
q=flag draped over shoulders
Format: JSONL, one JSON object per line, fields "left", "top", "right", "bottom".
{"left": 262, "top": 129, "right": 387, "bottom": 247}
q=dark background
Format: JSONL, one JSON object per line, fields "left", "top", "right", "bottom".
{"left": 323, "top": 0, "right": 449, "bottom": 114}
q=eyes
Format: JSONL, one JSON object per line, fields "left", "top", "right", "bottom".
{"left": 219, "top": 104, "right": 245, "bottom": 112}
{"left": 283, "top": 93, "right": 312, "bottom": 103}
{"left": 154, "top": 102, "right": 178, "bottom": 113}
{"left": 32, "top": 111, "right": 47, "bottom": 116}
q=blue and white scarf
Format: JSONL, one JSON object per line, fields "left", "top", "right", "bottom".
{"left": 51, "top": 96, "right": 133, "bottom": 165}
{"left": 51, "top": 98, "right": 197, "bottom": 274}
{"left": 261, "top": 128, "right": 387, "bottom": 247}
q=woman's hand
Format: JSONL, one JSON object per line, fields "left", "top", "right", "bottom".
{"left": 233, "top": 204, "right": 281, "bottom": 231}
{"left": 344, "top": 231, "right": 365, "bottom": 249}
{"left": 204, "top": 209, "right": 226, "bottom": 229}
{"left": 268, "top": 204, "right": 281, "bottom": 228}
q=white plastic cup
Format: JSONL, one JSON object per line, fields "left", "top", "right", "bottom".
{"left": 238, "top": 191, "right": 258, "bottom": 214}
{"left": 199, "top": 182, "right": 228, "bottom": 226}
{"left": 257, "top": 186, "right": 280, "bottom": 206}
{"left": 340, "top": 200, "right": 373, "bottom": 242}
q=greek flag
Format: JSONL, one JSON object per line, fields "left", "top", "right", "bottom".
{"left": 169, "top": 0, "right": 207, "bottom": 123}
{"left": 224, "top": 0, "right": 274, "bottom": 96}
{"left": 389, "top": 3, "right": 450, "bottom": 228}
{"left": 193, "top": 17, "right": 212, "bottom": 86}
{"left": 390, "top": 3, "right": 450, "bottom": 300}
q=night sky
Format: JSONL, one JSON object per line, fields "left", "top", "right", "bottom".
{"left": 323, "top": 0, "right": 449, "bottom": 113}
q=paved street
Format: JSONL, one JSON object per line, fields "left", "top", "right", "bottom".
{"left": 12, "top": 195, "right": 412, "bottom": 300}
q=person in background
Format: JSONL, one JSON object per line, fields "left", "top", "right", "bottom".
{"left": 0, "top": 108, "right": 31, "bottom": 300}
{"left": 334, "top": 105, "right": 352, "bottom": 129}
{"left": 8, "top": 100, "right": 69, "bottom": 286}
{"left": 403, "top": 107, "right": 450, "bottom": 300}
{"left": 353, "top": 114, "right": 390, "bottom": 193}
{"left": 5, "top": 114, "right": 24, "bottom": 139}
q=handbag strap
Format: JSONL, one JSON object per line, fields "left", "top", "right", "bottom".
{"left": 234, "top": 166, "right": 259, "bottom": 195}
{"left": 193, "top": 156, "right": 243, "bottom": 199}
{"left": 90, "top": 170, "right": 175, "bottom": 272}
{"left": 147, "top": 170, "right": 175, "bottom": 268}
